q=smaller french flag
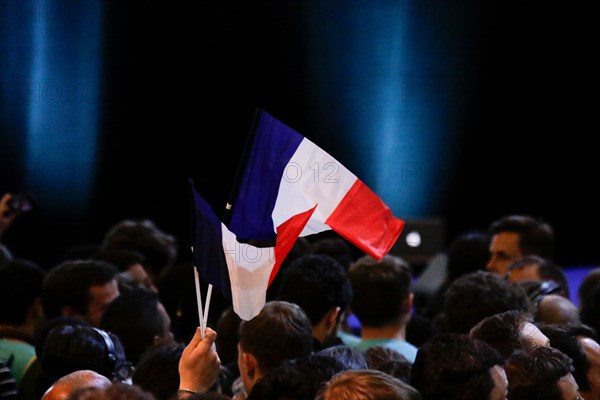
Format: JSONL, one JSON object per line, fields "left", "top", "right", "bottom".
{"left": 228, "top": 109, "right": 404, "bottom": 260}
{"left": 191, "top": 181, "right": 315, "bottom": 320}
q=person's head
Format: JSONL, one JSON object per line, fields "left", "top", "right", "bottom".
{"left": 487, "top": 215, "right": 555, "bottom": 277}
{"left": 316, "top": 344, "right": 368, "bottom": 370}
{"left": 41, "top": 370, "right": 111, "bottom": 400}
{"left": 363, "top": 345, "right": 412, "bottom": 383}
{"left": 237, "top": 300, "right": 313, "bottom": 393}
{"left": 101, "top": 219, "right": 177, "bottom": 283}
{"left": 539, "top": 323, "right": 600, "bottom": 400}
{"left": 348, "top": 254, "right": 412, "bottom": 329}
{"left": 316, "top": 369, "right": 422, "bottom": 400}
{"left": 446, "top": 230, "right": 491, "bottom": 281}
{"left": 100, "top": 286, "right": 173, "bottom": 366}
{"left": 276, "top": 254, "right": 352, "bottom": 347}
{"left": 536, "top": 294, "right": 581, "bottom": 326}
{"left": 443, "top": 270, "right": 531, "bottom": 333}
{"left": 311, "top": 235, "right": 355, "bottom": 271}
{"left": 248, "top": 347, "right": 367, "bottom": 400}
{"left": 579, "top": 272, "right": 600, "bottom": 335}
{"left": 469, "top": 310, "right": 549, "bottom": 358}
{"left": 94, "top": 249, "right": 157, "bottom": 293}
{"left": 507, "top": 255, "right": 570, "bottom": 298}
{"left": 68, "top": 381, "right": 156, "bottom": 400}
{"left": 578, "top": 268, "right": 600, "bottom": 307}
{"left": 41, "top": 324, "right": 132, "bottom": 384}
{"left": 0, "top": 257, "right": 46, "bottom": 327}
{"left": 41, "top": 259, "right": 120, "bottom": 327}
{"left": 132, "top": 341, "right": 184, "bottom": 400}
{"left": 505, "top": 346, "right": 580, "bottom": 400}
{"left": 410, "top": 333, "right": 507, "bottom": 400}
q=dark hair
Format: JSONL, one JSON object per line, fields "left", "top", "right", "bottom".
{"left": 238, "top": 300, "right": 313, "bottom": 371}
{"left": 312, "top": 236, "right": 355, "bottom": 271}
{"left": 469, "top": 310, "right": 537, "bottom": 358}
{"left": 101, "top": 219, "right": 177, "bottom": 280}
{"left": 446, "top": 230, "right": 491, "bottom": 280}
{"left": 443, "top": 271, "right": 531, "bottom": 333}
{"left": 41, "top": 259, "right": 118, "bottom": 319}
{"left": 41, "top": 324, "right": 130, "bottom": 382}
{"left": 94, "top": 249, "right": 146, "bottom": 272}
{"left": 249, "top": 344, "right": 367, "bottom": 400}
{"left": 363, "top": 346, "right": 412, "bottom": 383}
{"left": 489, "top": 215, "right": 555, "bottom": 260}
{"left": 508, "top": 255, "right": 570, "bottom": 298}
{"left": 100, "top": 286, "right": 168, "bottom": 365}
{"left": 132, "top": 342, "right": 184, "bottom": 400}
{"left": 579, "top": 270, "right": 600, "bottom": 333}
{"left": 538, "top": 323, "right": 597, "bottom": 393}
{"left": 410, "top": 333, "right": 505, "bottom": 400}
{"left": 505, "top": 346, "right": 574, "bottom": 400}
{"left": 348, "top": 254, "right": 412, "bottom": 327}
{"left": 0, "top": 258, "right": 46, "bottom": 325}
{"left": 276, "top": 254, "right": 352, "bottom": 326}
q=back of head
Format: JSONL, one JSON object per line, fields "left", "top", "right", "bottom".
{"left": 266, "top": 237, "right": 313, "bottom": 302}
{"left": 505, "top": 346, "right": 574, "bottom": 400}
{"left": 489, "top": 214, "right": 555, "bottom": 259}
{"left": 0, "top": 258, "right": 46, "bottom": 325}
{"left": 248, "top": 348, "right": 366, "bottom": 400}
{"left": 41, "top": 324, "right": 131, "bottom": 383}
{"left": 316, "top": 369, "right": 422, "bottom": 400}
{"left": 469, "top": 310, "right": 536, "bottom": 358}
{"left": 41, "top": 259, "right": 118, "bottom": 320}
{"left": 536, "top": 294, "right": 581, "bottom": 326}
{"left": 443, "top": 270, "right": 531, "bottom": 333}
{"left": 101, "top": 219, "right": 177, "bottom": 281}
{"left": 410, "top": 333, "right": 504, "bottom": 400}
{"left": 579, "top": 270, "right": 600, "bottom": 333}
{"left": 348, "top": 254, "right": 412, "bottom": 327}
{"left": 41, "top": 370, "right": 111, "bottom": 400}
{"left": 132, "top": 341, "right": 184, "bottom": 400}
{"left": 446, "top": 230, "right": 491, "bottom": 281}
{"left": 238, "top": 300, "right": 313, "bottom": 372}
{"left": 312, "top": 236, "right": 355, "bottom": 271}
{"left": 315, "top": 345, "right": 368, "bottom": 371}
{"left": 68, "top": 381, "right": 156, "bottom": 400}
{"left": 100, "top": 286, "right": 168, "bottom": 365}
{"left": 578, "top": 267, "right": 600, "bottom": 306}
{"left": 276, "top": 254, "right": 352, "bottom": 327}
{"left": 363, "top": 346, "right": 412, "bottom": 383}
{"left": 538, "top": 323, "right": 597, "bottom": 394}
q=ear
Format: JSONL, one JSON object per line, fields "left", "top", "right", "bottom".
{"left": 325, "top": 307, "right": 341, "bottom": 333}
{"left": 240, "top": 350, "right": 260, "bottom": 387}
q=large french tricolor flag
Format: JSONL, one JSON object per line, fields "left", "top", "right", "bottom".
{"left": 228, "top": 109, "right": 404, "bottom": 260}
{"left": 191, "top": 181, "right": 315, "bottom": 320}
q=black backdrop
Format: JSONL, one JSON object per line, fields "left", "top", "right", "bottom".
{"left": 2, "top": 1, "right": 599, "bottom": 270}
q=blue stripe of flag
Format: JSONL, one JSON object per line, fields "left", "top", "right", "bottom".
{"left": 228, "top": 110, "right": 304, "bottom": 241}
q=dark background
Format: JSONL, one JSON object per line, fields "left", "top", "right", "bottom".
{"left": 2, "top": 1, "right": 599, "bottom": 271}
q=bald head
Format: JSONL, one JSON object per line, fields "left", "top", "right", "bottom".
{"left": 42, "top": 370, "right": 112, "bottom": 400}
{"left": 536, "top": 294, "right": 581, "bottom": 326}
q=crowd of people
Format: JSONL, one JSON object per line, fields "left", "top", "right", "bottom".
{"left": 2, "top": 191, "right": 600, "bottom": 400}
